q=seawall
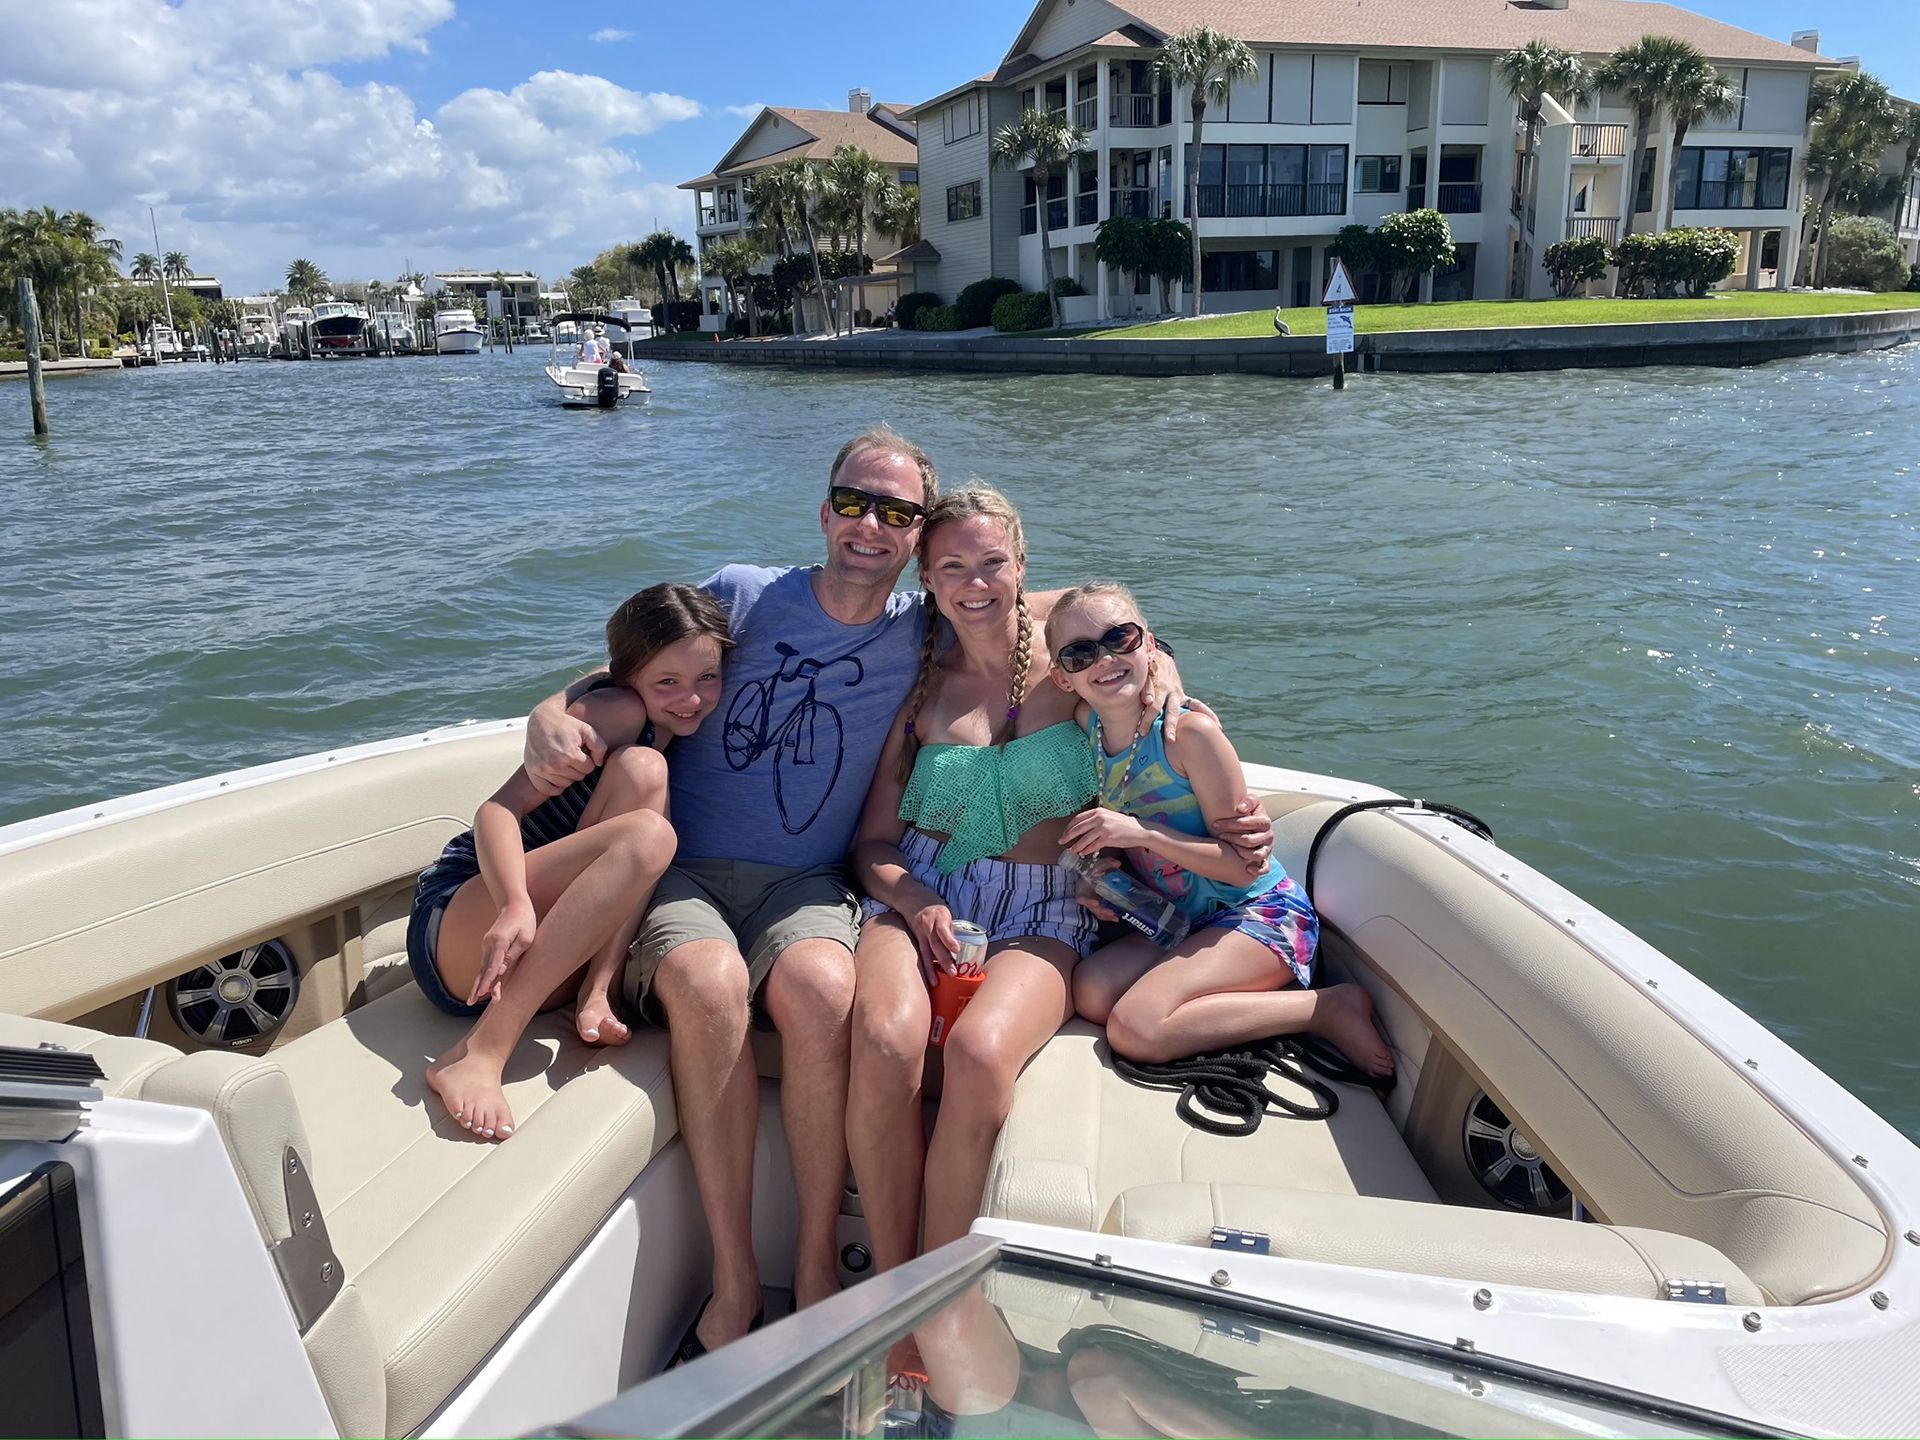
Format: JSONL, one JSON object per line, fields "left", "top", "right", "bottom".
{"left": 638, "top": 308, "right": 1920, "bottom": 379}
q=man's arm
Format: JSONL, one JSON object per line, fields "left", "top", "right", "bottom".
{"left": 524, "top": 669, "right": 615, "bottom": 794}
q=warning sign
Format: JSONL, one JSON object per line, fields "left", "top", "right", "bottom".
{"left": 1325, "top": 303, "right": 1354, "bottom": 354}
{"left": 1321, "top": 258, "right": 1357, "bottom": 307}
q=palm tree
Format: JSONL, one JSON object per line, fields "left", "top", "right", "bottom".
{"left": 761, "top": 157, "right": 833, "bottom": 333}
{"left": 1152, "top": 25, "right": 1259, "bottom": 316}
{"left": 667, "top": 237, "right": 695, "bottom": 303}
{"left": 284, "top": 257, "right": 328, "bottom": 304}
{"left": 746, "top": 168, "right": 801, "bottom": 259}
{"left": 1596, "top": 35, "right": 1705, "bottom": 245}
{"left": 0, "top": 206, "right": 70, "bottom": 352}
{"left": 1661, "top": 62, "right": 1742, "bottom": 229}
{"left": 1496, "top": 41, "right": 1590, "bottom": 294}
{"left": 162, "top": 251, "right": 191, "bottom": 284}
{"left": 129, "top": 252, "right": 159, "bottom": 282}
{"left": 1801, "top": 71, "right": 1898, "bottom": 286}
{"left": 703, "top": 235, "right": 763, "bottom": 336}
{"left": 826, "top": 148, "right": 885, "bottom": 272}
{"left": 1893, "top": 105, "right": 1920, "bottom": 227}
{"left": 59, "top": 211, "right": 121, "bottom": 356}
{"left": 989, "top": 107, "right": 1090, "bottom": 328}
{"left": 872, "top": 179, "right": 920, "bottom": 248}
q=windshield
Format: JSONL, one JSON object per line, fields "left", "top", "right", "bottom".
{"left": 575, "top": 1247, "right": 1757, "bottom": 1439}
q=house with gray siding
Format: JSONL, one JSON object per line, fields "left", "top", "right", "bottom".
{"left": 902, "top": 0, "right": 1833, "bottom": 316}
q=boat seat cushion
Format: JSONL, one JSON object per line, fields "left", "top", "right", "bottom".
{"left": 984, "top": 1023, "right": 1435, "bottom": 1234}
{"left": 1103, "top": 1182, "right": 1768, "bottom": 1305}
{"left": 0, "top": 1013, "right": 182, "bottom": 1099}
{"left": 267, "top": 984, "right": 680, "bottom": 1436}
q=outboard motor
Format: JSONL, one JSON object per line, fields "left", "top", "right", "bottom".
{"left": 596, "top": 365, "right": 619, "bottom": 408}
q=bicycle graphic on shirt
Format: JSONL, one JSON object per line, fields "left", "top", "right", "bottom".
{"left": 723, "top": 643, "right": 866, "bottom": 835}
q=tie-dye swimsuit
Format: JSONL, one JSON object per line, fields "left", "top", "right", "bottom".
{"left": 1089, "top": 708, "right": 1318, "bottom": 987}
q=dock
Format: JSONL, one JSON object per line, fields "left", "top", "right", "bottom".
{"left": 0, "top": 357, "right": 123, "bottom": 379}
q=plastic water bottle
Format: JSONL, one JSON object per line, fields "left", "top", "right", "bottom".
{"left": 1058, "top": 851, "right": 1190, "bottom": 949}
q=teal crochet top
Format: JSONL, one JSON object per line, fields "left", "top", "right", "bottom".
{"left": 899, "top": 721, "right": 1097, "bottom": 874}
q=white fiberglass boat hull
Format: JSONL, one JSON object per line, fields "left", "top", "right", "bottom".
{"left": 544, "top": 362, "right": 650, "bottom": 407}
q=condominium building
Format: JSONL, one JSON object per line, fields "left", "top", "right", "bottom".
{"left": 904, "top": 0, "right": 1831, "bottom": 316}
{"left": 432, "top": 270, "right": 541, "bottom": 325}
{"left": 1871, "top": 97, "right": 1920, "bottom": 267}
{"left": 680, "top": 93, "right": 917, "bottom": 264}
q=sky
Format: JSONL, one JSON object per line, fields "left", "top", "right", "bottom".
{"left": 0, "top": 0, "right": 1913, "bottom": 296}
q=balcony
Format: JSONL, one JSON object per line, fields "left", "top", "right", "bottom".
{"left": 1019, "top": 198, "right": 1072, "bottom": 236}
{"left": 1574, "top": 124, "right": 1628, "bottom": 160}
{"left": 1191, "top": 182, "right": 1347, "bottom": 219}
{"left": 699, "top": 206, "right": 717, "bottom": 226}
{"left": 1111, "top": 94, "right": 1157, "bottom": 128}
{"left": 1074, "top": 97, "right": 1098, "bottom": 130}
{"left": 1566, "top": 215, "right": 1620, "bottom": 243}
{"left": 1076, "top": 192, "right": 1098, "bottom": 226}
{"left": 1109, "top": 187, "right": 1156, "bottom": 219}
{"left": 1436, "top": 182, "right": 1481, "bottom": 214}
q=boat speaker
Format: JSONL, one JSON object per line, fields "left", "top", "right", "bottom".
{"left": 166, "top": 940, "right": 301, "bottom": 1048}
{"left": 1462, "top": 1090, "right": 1571, "bottom": 1214}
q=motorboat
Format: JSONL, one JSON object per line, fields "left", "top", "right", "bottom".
{"left": 600, "top": 297, "right": 653, "bottom": 355}
{"left": 367, "top": 312, "right": 417, "bottom": 355}
{"left": 141, "top": 322, "right": 182, "bottom": 363}
{"left": 2, "top": 728, "right": 1915, "bottom": 1438}
{"left": 238, "top": 299, "right": 279, "bottom": 357}
{"left": 554, "top": 318, "right": 580, "bottom": 345}
{"left": 278, "top": 305, "right": 315, "bottom": 358}
{"left": 543, "top": 311, "right": 649, "bottom": 408}
{"left": 434, "top": 307, "right": 484, "bottom": 355}
{"left": 308, "top": 302, "right": 371, "bottom": 358}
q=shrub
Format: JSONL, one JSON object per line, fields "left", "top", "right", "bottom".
{"left": 954, "top": 277, "right": 1021, "bottom": 328}
{"left": 990, "top": 291, "right": 1053, "bottom": 332}
{"left": 1910, "top": 264, "right": 1920, "bottom": 293}
{"left": 1050, "top": 275, "right": 1087, "bottom": 297}
{"left": 895, "top": 291, "right": 940, "bottom": 329}
{"left": 1327, "top": 223, "right": 1377, "bottom": 274}
{"left": 1611, "top": 228, "right": 1736, "bottom": 298}
{"left": 1373, "top": 209, "right": 1455, "bottom": 301}
{"left": 1611, "top": 232, "right": 1663, "bottom": 297}
{"left": 1821, "top": 216, "right": 1908, "bottom": 292}
{"left": 915, "top": 304, "right": 963, "bottom": 331}
{"left": 1541, "top": 235, "right": 1611, "bottom": 298}
{"left": 657, "top": 299, "right": 702, "bottom": 331}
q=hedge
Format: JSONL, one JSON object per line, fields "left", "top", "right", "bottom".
{"left": 955, "top": 277, "right": 1021, "bottom": 328}
{"left": 990, "top": 291, "right": 1053, "bottom": 332}
{"left": 915, "top": 304, "right": 964, "bottom": 331}
{"left": 896, "top": 291, "right": 940, "bottom": 329}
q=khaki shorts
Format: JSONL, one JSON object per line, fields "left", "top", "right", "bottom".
{"left": 625, "top": 857, "right": 860, "bottom": 1017}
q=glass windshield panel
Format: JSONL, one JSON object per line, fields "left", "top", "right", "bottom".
{"left": 753, "top": 1258, "right": 1746, "bottom": 1440}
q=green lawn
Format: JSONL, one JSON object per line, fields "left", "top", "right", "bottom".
{"left": 1082, "top": 291, "right": 1920, "bottom": 340}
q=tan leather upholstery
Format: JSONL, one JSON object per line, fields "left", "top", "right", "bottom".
{"left": 1103, "top": 1182, "right": 1767, "bottom": 1304}
{"left": 0, "top": 1013, "right": 183, "bottom": 1098}
{"left": 1313, "top": 809, "right": 1888, "bottom": 1304}
{"left": 267, "top": 985, "right": 678, "bottom": 1436}
{"left": 984, "top": 1022, "right": 1436, "bottom": 1234}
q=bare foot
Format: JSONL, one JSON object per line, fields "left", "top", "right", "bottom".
{"left": 575, "top": 989, "right": 630, "bottom": 1047}
{"left": 425, "top": 1040, "right": 517, "bottom": 1139}
{"left": 1312, "top": 984, "right": 1395, "bottom": 1078}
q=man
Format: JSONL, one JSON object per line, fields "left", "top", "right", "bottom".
{"left": 522, "top": 426, "right": 1271, "bottom": 1357}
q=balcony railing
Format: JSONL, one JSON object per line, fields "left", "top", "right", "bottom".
{"left": 1074, "top": 98, "right": 1098, "bottom": 129}
{"left": 1021, "top": 199, "right": 1071, "bottom": 235}
{"left": 1566, "top": 215, "right": 1620, "bottom": 243}
{"left": 1408, "top": 184, "right": 1424, "bottom": 209}
{"left": 699, "top": 206, "right": 718, "bottom": 226}
{"left": 1109, "top": 186, "right": 1156, "bottom": 219}
{"left": 1075, "top": 192, "right": 1097, "bottom": 225}
{"left": 1436, "top": 182, "right": 1481, "bottom": 213}
{"left": 1190, "top": 182, "right": 1347, "bottom": 218}
{"left": 1111, "top": 94, "right": 1157, "bottom": 128}
{"left": 1574, "top": 123, "right": 1629, "bottom": 159}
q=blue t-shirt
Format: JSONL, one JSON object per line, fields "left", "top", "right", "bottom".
{"left": 668, "top": 564, "right": 927, "bottom": 866}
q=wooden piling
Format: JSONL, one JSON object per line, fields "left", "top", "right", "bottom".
{"left": 19, "top": 278, "right": 49, "bottom": 437}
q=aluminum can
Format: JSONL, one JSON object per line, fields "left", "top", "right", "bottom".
{"left": 950, "top": 919, "right": 989, "bottom": 976}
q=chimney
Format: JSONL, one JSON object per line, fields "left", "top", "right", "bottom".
{"left": 849, "top": 86, "right": 872, "bottom": 113}
{"left": 1789, "top": 29, "right": 1820, "bottom": 53}
{"left": 1534, "top": 0, "right": 1568, "bottom": 10}
{"left": 1835, "top": 56, "right": 1860, "bottom": 71}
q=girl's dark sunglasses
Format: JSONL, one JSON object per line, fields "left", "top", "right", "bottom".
{"left": 828, "top": 485, "right": 925, "bottom": 529}
{"left": 1053, "top": 622, "right": 1147, "bottom": 674}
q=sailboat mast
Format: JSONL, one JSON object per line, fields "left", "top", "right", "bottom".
{"left": 149, "top": 207, "right": 176, "bottom": 333}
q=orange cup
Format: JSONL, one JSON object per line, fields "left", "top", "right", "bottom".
{"left": 928, "top": 967, "right": 986, "bottom": 1047}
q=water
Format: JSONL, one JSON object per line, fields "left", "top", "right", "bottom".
{"left": 4, "top": 348, "right": 1917, "bottom": 1136}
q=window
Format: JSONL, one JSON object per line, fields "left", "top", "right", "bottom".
{"left": 1201, "top": 250, "right": 1279, "bottom": 291}
{"left": 1671, "top": 146, "right": 1792, "bottom": 210}
{"left": 1634, "top": 148, "right": 1656, "bottom": 213}
{"left": 898, "top": 168, "right": 918, "bottom": 186}
{"left": 1355, "top": 155, "right": 1401, "bottom": 193}
{"left": 946, "top": 180, "right": 982, "bottom": 222}
{"left": 1358, "top": 61, "right": 1410, "bottom": 104}
{"left": 1020, "top": 173, "right": 1067, "bottom": 235}
{"left": 1020, "top": 87, "right": 1036, "bottom": 112}
{"left": 1187, "top": 144, "right": 1349, "bottom": 216}
{"left": 942, "top": 93, "right": 979, "bottom": 144}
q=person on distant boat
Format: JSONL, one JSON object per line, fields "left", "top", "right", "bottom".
{"left": 576, "top": 325, "right": 607, "bottom": 366}
{"left": 411, "top": 583, "right": 730, "bottom": 1141}
{"left": 1047, "top": 582, "right": 1393, "bottom": 1077}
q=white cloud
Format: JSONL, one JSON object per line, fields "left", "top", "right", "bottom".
{"left": 723, "top": 102, "right": 767, "bottom": 119}
{"left": 0, "top": 2, "right": 702, "bottom": 290}
{"left": 589, "top": 28, "right": 632, "bottom": 43}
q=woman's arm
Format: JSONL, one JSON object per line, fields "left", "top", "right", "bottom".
{"left": 851, "top": 706, "right": 959, "bottom": 973}
{"left": 1060, "top": 713, "right": 1257, "bottom": 888}
{"left": 524, "top": 668, "right": 617, "bottom": 793}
